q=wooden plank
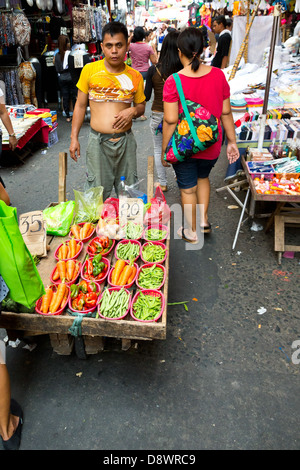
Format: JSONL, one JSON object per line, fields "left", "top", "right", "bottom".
{"left": 274, "top": 215, "right": 285, "bottom": 252}
{"left": 49, "top": 333, "right": 74, "bottom": 355}
{"left": 58, "top": 152, "right": 67, "bottom": 203}
{"left": 147, "top": 156, "right": 154, "bottom": 201}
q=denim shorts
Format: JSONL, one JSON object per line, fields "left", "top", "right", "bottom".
{"left": 173, "top": 157, "right": 218, "bottom": 189}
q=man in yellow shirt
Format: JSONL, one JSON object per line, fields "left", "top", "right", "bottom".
{"left": 69, "top": 21, "right": 146, "bottom": 200}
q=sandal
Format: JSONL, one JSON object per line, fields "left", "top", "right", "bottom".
{"left": 139, "top": 116, "right": 147, "bottom": 121}
{"left": 177, "top": 227, "right": 198, "bottom": 244}
{"left": 200, "top": 223, "right": 211, "bottom": 234}
{"left": 1, "top": 399, "right": 23, "bottom": 450}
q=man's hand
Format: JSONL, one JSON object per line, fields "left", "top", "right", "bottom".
{"left": 112, "top": 108, "right": 135, "bottom": 130}
{"left": 227, "top": 142, "right": 240, "bottom": 164}
{"left": 69, "top": 138, "right": 80, "bottom": 162}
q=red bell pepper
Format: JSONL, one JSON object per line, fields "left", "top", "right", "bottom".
{"left": 84, "top": 292, "right": 98, "bottom": 308}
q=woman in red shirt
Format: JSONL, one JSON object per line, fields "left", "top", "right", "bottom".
{"left": 162, "top": 27, "right": 239, "bottom": 243}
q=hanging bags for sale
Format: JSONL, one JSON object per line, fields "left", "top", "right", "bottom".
{"left": 0, "top": 201, "right": 45, "bottom": 309}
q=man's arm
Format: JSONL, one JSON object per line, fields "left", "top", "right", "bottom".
{"left": 69, "top": 90, "right": 88, "bottom": 162}
{"left": 220, "top": 55, "right": 229, "bottom": 69}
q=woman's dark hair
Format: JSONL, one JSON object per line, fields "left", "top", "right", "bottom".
{"left": 177, "top": 27, "right": 204, "bottom": 72}
{"left": 132, "top": 26, "right": 145, "bottom": 43}
{"left": 102, "top": 21, "right": 128, "bottom": 43}
{"left": 58, "top": 35, "right": 70, "bottom": 61}
{"left": 157, "top": 30, "right": 182, "bottom": 79}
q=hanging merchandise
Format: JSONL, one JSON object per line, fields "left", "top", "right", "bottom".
{"left": 18, "top": 61, "right": 38, "bottom": 106}
{"left": 0, "top": 12, "right": 16, "bottom": 47}
{"left": 11, "top": 11, "right": 31, "bottom": 47}
{"left": 0, "top": 68, "right": 24, "bottom": 105}
{"left": 73, "top": 6, "right": 91, "bottom": 43}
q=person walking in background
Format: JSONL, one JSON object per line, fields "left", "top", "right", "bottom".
{"left": 211, "top": 15, "right": 232, "bottom": 69}
{"left": 129, "top": 26, "right": 157, "bottom": 121}
{"left": 162, "top": 27, "right": 239, "bottom": 243}
{"left": 144, "top": 31, "right": 182, "bottom": 192}
{"left": 54, "top": 35, "right": 77, "bottom": 122}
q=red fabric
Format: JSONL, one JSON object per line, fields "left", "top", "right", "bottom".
{"left": 2, "top": 118, "right": 50, "bottom": 150}
{"left": 163, "top": 67, "right": 230, "bottom": 160}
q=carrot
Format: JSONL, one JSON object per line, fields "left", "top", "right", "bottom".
{"left": 71, "top": 225, "right": 81, "bottom": 239}
{"left": 86, "top": 225, "right": 94, "bottom": 236}
{"left": 79, "top": 226, "right": 84, "bottom": 240}
{"left": 59, "top": 243, "right": 69, "bottom": 260}
{"left": 112, "top": 259, "right": 126, "bottom": 285}
{"left": 50, "top": 283, "right": 66, "bottom": 313}
{"left": 72, "top": 262, "right": 80, "bottom": 281}
{"left": 60, "top": 287, "right": 69, "bottom": 308}
{"left": 52, "top": 267, "right": 60, "bottom": 281}
{"left": 57, "top": 260, "right": 66, "bottom": 281}
{"left": 76, "top": 242, "right": 81, "bottom": 254}
{"left": 118, "top": 265, "right": 133, "bottom": 286}
{"left": 66, "top": 259, "right": 75, "bottom": 281}
{"left": 82, "top": 222, "right": 92, "bottom": 239}
{"left": 127, "top": 265, "right": 137, "bottom": 284}
{"left": 68, "top": 238, "right": 77, "bottom": 259}
{"left": 41, "top": 287, "right": 53, "bottom": 313}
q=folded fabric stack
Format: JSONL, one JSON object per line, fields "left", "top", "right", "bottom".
{"left": 25, "top": 108, "right": 56, "bottom": 128}
{"left": 244, "top": 93, "right": 264, "bottom": 109}
{"left": 51, "top": 111, "right": 58, "bottom": 130}
{"left": 230, "top": 94, "right": 247, "bottom": 112}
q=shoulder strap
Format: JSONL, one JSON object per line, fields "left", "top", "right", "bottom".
{"left": 155, "top": 65, "right": 165, "bottom": 82}
{"left": 173, "top": 73, "right": 201, "bottom": 146}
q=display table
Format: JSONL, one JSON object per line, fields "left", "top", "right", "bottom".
{"left": 2, "top": 117, "right": 50, "bottom": 153}
{"left": 231, "top": 155, "right": 300, "bottom": 261}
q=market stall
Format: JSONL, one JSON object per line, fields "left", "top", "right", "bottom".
{"left": 0, "top": 156, "right": 171, "bottom": 358}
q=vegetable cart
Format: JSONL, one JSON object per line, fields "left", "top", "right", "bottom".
{"left": 0, "top": 156, "right": 170, "bottom": 358}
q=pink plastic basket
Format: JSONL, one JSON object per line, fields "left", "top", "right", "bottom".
{"left": 68, "top": 282, "right": 101, "bottom": 314}
{"left": 140, "top": 241, "right": 167, "bottom": 265}
{"left": 130, "top": 289, "right": 165, "bottom": 323}
{"left": 69, "top": 222, "right": 96, "bottom": 242}
{"left": 143, "top": 224, "right": 169, "bottom": 242}
{"left": 81, "top": 257, "right": 110, "bottom": 285}
{"left": 97, "top": 287, "right": 131, "bottom": 320}
{"left": 86, "top": 237, "right": 115, "bottom": 258}
{"left": 54, "top": 240, "right": 83, "bottom": 261}
{"left": 115, "top": 239, "right": 141, "bottom": 262}
{"left": 35, "top": 285, "right": 70, "bottom": 316}
{"left": 108, "top": 261, "right": 138, "bottom": 288}
{"left": 136, "top": 263, "right": 166, "bottom": 291}
{"left": 50, "top": 261, "right": 81, "bottom": 286}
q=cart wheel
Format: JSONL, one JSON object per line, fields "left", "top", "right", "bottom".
{"left": 74, "top": 337, "right": 87, "bottom": 359}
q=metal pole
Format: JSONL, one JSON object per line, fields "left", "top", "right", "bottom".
{"left": 257, "top": 4, "right": 281, "bottom": 151}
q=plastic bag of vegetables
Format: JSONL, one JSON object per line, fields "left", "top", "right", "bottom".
{"left": 73, "top": 187, "right": 103, "bottom": 224}
{"left": 43, "top": 201, "right": 75, "bottom": 236}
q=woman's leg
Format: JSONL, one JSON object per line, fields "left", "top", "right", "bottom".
{"left": 179, "top": 185, "right": 198, "bottom": 240}
{"left": 150, "top": 113, "right": 167, "bottom": 188}
{"left": 196, "top": 177, "right": 211, "bottom": 227}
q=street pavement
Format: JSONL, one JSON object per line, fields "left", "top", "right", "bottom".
{"left": 0, "top": 102, "right": 299, "bottom": 451}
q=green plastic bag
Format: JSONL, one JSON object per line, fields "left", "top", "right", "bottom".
{"left": 43, "top": 201, "right": 75, "bottom": 236}
{"left": 73, "top": 187, "right": 103, "bottom": 224}
{"left": 0, "top": 201, "right": 45, "bottom": 309}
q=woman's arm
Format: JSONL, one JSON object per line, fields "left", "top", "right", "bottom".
{"left": 144, "top": 66, "right": 155, "bottom": 101}
{"left": 221, "top": 97, "right": 240, "bottom": 164}
{"left": 0, "top": 104, "right": 17, "bottom": 151}
{"left": 161, "top": 101, "right": 178, "bottom": 167}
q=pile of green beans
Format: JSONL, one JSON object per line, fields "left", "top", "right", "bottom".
{"left": 142, "top": 242, "right": 166, "bottom": 263}
{"left": 98, "top": 288, "right": 130, "bottom": 318}
{"left": 145, "top": 228, "right": 167, "bottom": 241}
{"left": 125, "top": 221, "right": 143, "bottom": 240}
{"left": 132, "top": 293, "right": 162, "bottom": 321}
{"left": 138, "top": 264, "right": 164, "bottom": 289}
{"left": 116, "top": 241, "right": 140, "bottom": 260}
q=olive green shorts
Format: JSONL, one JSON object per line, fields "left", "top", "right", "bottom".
{"left": 85, "top": 128, "right": 138, "bottom": 201}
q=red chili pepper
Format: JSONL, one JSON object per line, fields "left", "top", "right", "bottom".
{"left": 87, "top": 282, "right": 97, "bottom": 293}
{"left": 89, "top": 242, "right": 97, "bottom": 254}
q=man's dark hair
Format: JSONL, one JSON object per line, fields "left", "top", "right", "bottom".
{"left": 226, "top": 18, "right": 233, "bottom": 28}
{"left": 213, "top": 15, "right": 227, "bottom": 28}
{"left": 102, "top": 21, "right": 128, "bottom": 43}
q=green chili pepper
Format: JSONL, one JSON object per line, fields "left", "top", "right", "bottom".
{"left": 70, "top": 284, "right": 79, "bottom": 299}
{"left": 93, "top": 253, "right": 102, "bottom": 265}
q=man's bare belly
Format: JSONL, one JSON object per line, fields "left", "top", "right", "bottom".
{"left": 90, "top": 101, "right": 132, "bottom": 134}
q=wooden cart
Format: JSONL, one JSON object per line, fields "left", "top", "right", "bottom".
{"left": 0, "top": 156, "right": 170, "bottom": 358}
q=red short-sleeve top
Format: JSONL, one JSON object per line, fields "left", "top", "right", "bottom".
{"left": 163, "top": 67, "right": 230, "bottom": 160}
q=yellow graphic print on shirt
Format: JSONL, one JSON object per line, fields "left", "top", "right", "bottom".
{"left": 77, "top": 60, "right": 145, "bottom": 104}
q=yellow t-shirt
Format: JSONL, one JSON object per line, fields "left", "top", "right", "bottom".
{"left": 76, "top": 59, "right": 146, "bottom": 104}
